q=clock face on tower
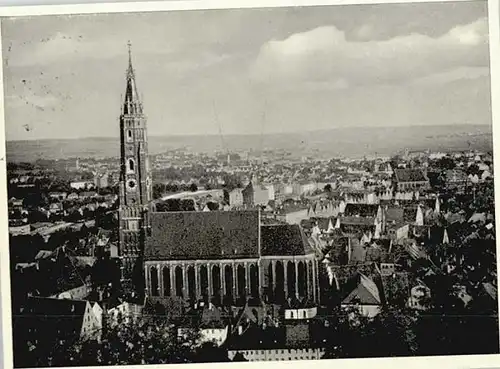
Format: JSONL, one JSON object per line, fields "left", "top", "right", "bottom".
{"left": 127, "top": 179, "right": 137, "bottom": 191}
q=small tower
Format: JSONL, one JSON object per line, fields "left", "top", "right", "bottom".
{"left": 118, "top": 41, "right": 152, "bottom": 295}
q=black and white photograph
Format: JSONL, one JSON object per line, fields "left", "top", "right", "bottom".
{"left": 0, "top": 0, "right": 499, "bottom": 367}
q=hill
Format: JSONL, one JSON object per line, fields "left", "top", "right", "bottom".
{"left": 6, "top": 124, "right": 493, "bottom": 163}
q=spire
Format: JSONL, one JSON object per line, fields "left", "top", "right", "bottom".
{"left": 123, "top": 41, "right": 142, "bottom": 115}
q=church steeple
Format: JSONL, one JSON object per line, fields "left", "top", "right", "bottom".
{"left": 123, "top": 41, "right": 143, "bottom": 115}
{"left": 118, "top": 41, "right": 152, "bottom": 293}
{"left": 118, "top": 41, "right": 151, "bottom": 207}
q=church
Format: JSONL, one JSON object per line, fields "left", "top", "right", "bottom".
{"left": 118, "top": 44, "right": 319, "bottom": 307}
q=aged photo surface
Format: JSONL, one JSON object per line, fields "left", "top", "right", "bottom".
{"left": 1, "top": 0, "right": 499, "bottom": 367}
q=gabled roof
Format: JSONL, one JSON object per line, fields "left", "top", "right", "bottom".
{"left": 340, "top": 216, "right": 376, "bottom": 226}
{"left": 344, "top": 204, "right": 379, "bottom": 217}
{"left": 342, "top": 273, "right": 381, "bottom": 305}
{"left": 145, "top": 211, "right": 260, "bottom": 261}
{"left": 18, "top": 297, "right": 88, "bottom": 340}
{"left": 385, "top": 207, "right": 404, "bottom": 223}
{"left": 394, "top": 168, "right": 427, "bottom": 183}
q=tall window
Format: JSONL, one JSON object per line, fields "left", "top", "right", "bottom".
{"left": 128, "top": 158, "right": 135, "bottom": 172}
{"left": 127, "top": 129, "right": 133, "bottom": 142}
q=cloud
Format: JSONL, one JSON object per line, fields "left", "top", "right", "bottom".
{"left": 411, "top": 66, "right": 489, "bottom": 86}
{"left": 6, "top": 91, "right": 58, "bottom": 109}
{"left": 250, "top": 17, "right": 489, "bottom": 87}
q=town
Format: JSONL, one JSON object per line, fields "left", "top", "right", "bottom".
{"left": 4, "top": 21, "right": 498, "bottom": 365}
{"left": 8, "top": 139, "right": 498, "bottom": 365}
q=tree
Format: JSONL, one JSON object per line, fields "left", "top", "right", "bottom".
{"left": 189, "top": 183, "right": 198, "bottom": 192}
{"left": 324, "top": 184, "right": 333, "bottom": 193}
{"left": 35, "top": 314, "right": 205, "bottom": 367}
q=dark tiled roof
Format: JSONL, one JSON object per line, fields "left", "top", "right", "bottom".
{"left": 145, "top": 211, "right": 260, "bottom": 261}
{"left": 260, "top": 224, "right": 313, "bottom": 256}
{"left": 227, "top": 326, "right": 286, "bottom": 350}
{"left": 16, "top": 297, "right": 87, "bottom": 342}
{"left": 344, "top": 204, "right": 379, "bottom": 217}
{"left": 403, "top": 207, "right": 418, "bottom": 223}
{"left": 327, "top": 238, "right": 349, "bottom": 265}
{"left": 385, "top": 207, "right": 404, "bottom": 223}
{"left": 340, "top": 216, "right": 376, "bottom": 226}
{"left": 394, "top": 169, "right": 427, "bottom": 183}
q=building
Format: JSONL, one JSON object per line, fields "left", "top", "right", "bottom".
{"left": 393, "top": 168, "right": 430, "bottom": 192}
{"left": 242, "top": 179, "right": 270, "bottom": 207}
{"left": 117, "top": 44, "right": 321, "bottom": 304}
{"left": 118, "top": 42, "right": 153, "bottom": 286}
{"left": 70, "top": 181, "right": 93, "bottom": 190}
{"left": 144, "top": 214, "right": 319, "bottom": 305}
{"left": 12, "top": 297, "right": 101, "bottom": 367}
{"left": 292, "top": 181, "right": 317, "bottom": 197}
{"left": 341, "top": 273, "right": 382, "bottom": 318}
{"left": 94, "top": 172, "right": 109, "bottom": 188}
{"left": 107, "top": 301, "right": 143, "bottom": 327}
{"left": 225, "top": 188, "right": 244, "bottom": 207}
{"left": 227, "top": 325, "right": 325, "bottom": 361}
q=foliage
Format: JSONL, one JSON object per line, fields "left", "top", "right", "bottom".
{"left": 32, "top": 314, "right": 208, "bottom": 367}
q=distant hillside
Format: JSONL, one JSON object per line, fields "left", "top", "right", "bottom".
{"left": 6, "top": 124, "right": 493, "bottom": 163}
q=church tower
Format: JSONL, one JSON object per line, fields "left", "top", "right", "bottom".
{"left": 118, "top": 42, "right": 152, "bottom": 295}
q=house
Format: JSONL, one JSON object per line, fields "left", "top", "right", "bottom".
{"left": 227, "top": 325, "right": 325, "bottom": 361}
{"left": 393, "top": 169, "right": 430, "bottom": 192}
{"left": 337, "top": 216, "right": 380, "bottom": 237}
{"left": 49, "top": 202, "right": 63, "bottom": 214}
{"left": 292, "top": 181, "right": 317, "bottom": 196}
{"left": 9, "top": 224, "right": 31, "bottom": 236}
{"left": 50, "top": 281, "right": 91, "bottom": 301}
{"left": 8, "top": 197, "right": 24, "bottom": 210}
{"left": 49, "top": 192, "right": 68, "bottom": 201}
{"left": 70, "top": 181, "right": 93, "bottom": 190}
{"left": 343, "top": 204, "right": 382, "bottom": 221}
{"left": 80, "top": 191, "right": 98, "bottom": 199}
{"left": 444, "top": 169, "right": 468, "bottom": 188}
{"left": 284, "top": 306, "right": 317, "bottom": 320}
{"left": 107, "top": 301, "right": 143, "bottom": 326}
{"left": 67, "top": 192, "right": 79, "bottom": 201}
{"left": 243, "top": 180, "right": 270, "bottom": 207}
{"left": 275, "top": 205, "right": 310, "bottom": 225}
{"left": 92, "top": 302, "right": 104, "bottom": 334}
{"left": 341, "top": 273, "right": 382, "bottom": 318}
{"left": 94, "top": 173, "right": 109, "bottom": 188}
{"left": 199, "top": 303, "right": 228, "bottom": 346}
{"left": 225, "top": 188, "right": 244, "bottom": 207}
{"left": 408, "top": 283, "right": 431, "bottom": 311}
{"left": 12, "top": 297, "right": 101, "bottom": 366}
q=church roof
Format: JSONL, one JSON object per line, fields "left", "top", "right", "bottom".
{"left": 260, "top": 224, "right": 314, "bottom": 256}
{"left": 144, "top": 211, "right": 260, "bottom": 261}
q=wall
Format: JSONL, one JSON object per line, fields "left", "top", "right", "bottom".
{"left": 227, "top": 348, "right": 324, "bottom": 361}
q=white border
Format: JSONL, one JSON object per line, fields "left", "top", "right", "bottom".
{"left": 0, "top": 0, "right": 486, "bottom": 16}
{"left": 1, "top": 1, "right": 500, "bottom": 369}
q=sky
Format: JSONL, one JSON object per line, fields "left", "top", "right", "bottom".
{"left": 1, "top": 1, "right": 492, "bottom": 141}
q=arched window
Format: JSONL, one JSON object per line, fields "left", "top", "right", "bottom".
{"left": 128, "top": 158, "right": 135, "bottom": 172}
{"left": 127, "top": 129, "right": 132, "bottom": 142}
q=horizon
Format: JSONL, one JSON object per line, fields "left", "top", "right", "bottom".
{"left": 5, "top": 122, "right": 493, "bottom": 143}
